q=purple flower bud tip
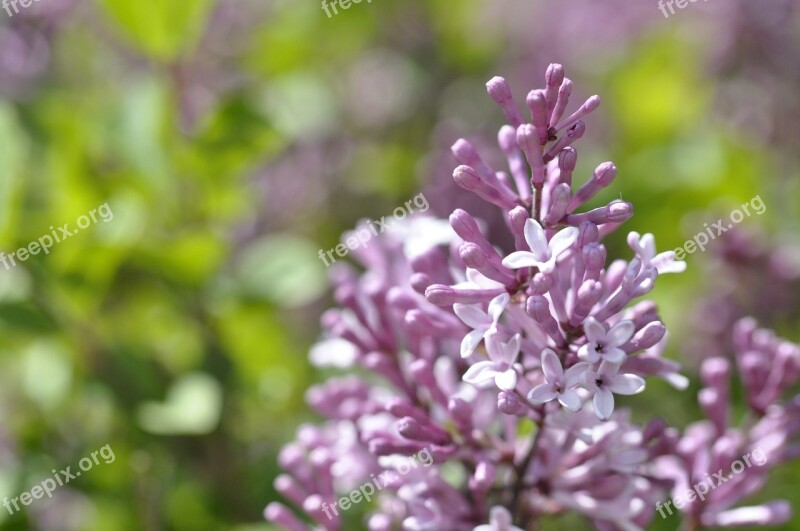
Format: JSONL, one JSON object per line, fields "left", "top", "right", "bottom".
{"left": 453, "top": 165, "right": 481, "bottom": 190}
{"left": 608, "top": 201, "right": 633, "bottom": 222}
{"left": 516, "top": 124, "right": 539, "bottom": 152}
{"left": 498, "top": 391, "right": 523, "bottom": 415}
{"left": 486, "top": 76, "right": 512, "bottom": 103}
{"left": 424, "top": 284, "right": 455, "bottom": 306}
{"left": 460, "top": 242, "right": 487, "bottom": 267}
{"left": 594, "top": 162, "right": 617, "bottom": 186}
{"left": 559, "top": 147, "right": 578, "bottom": 171}
{"left": 451, "top": 139, "right": 478, "bottom": 164}
{"left": 545, "top": 63, "right": 564, "bottom": 87}
{"left": 567, "top": 120, "right": 586, "bottom": 138}
{"left": 498, "top": 125, "right": 517, "bottom": 151}
{"left": 582, "top": 95, "right": 601, "bottom": 112}
{"left": 526, "top": 89, "right": 546, "bottom": 109}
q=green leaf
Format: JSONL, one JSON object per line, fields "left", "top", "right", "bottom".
{"left": 93, "top": 0, "right": 215, "bottom": 61}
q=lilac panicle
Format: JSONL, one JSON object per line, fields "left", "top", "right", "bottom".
{"left": 266, "top": 65, "right": 800, "bottom": 530}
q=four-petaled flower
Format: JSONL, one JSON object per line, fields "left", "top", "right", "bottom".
{"left": 501, "top": 219, "right": 579, "bottom": 273}
{"left": 462, "top": 333, "right": 522, "bottom": 392}
{"left": 454, "top": 293, "right": 510, "bottom": 358}
{"left": 578, "top": 317, "right": 635, "bottom": 364}
{"left": 527, "top": 349, "right": 589, "bottom": 411}
{"left": 583, "top": 361, "right": 646, "bottom": 420}
{"left": 627, "top": 231, "right": 686, "bottom": 275}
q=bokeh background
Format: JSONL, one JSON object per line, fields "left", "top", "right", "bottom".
{"left": 0, "top": 0, "right": 798, "bottom": 529}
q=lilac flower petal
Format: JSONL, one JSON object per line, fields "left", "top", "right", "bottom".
{"left": 541, "top": 349, "right": 564, "bottom": 381}
{"left": 462, "top": 361, "right": 499, "bottom": 386}
{"left": 577, "top": 344, "right": 599, "bottom": 364}
{"left": 602, "top": 346, "right": 627, "bottom": 364}
{"left": 488, "top": 292, "right": 510, "bottom": 321}
{"left": 593, "top": 388, "right": 615, "bottom": 419}
{"left": 523, "top": 218, "right": 549, "bottom": 261}
{"left": 606, "top": 320, "right": 635, "bottom": 346}
{"left": 564, "top": 362, "right": 590, "bottom": 387}
{"left": 583, "top": 317, "right": 605, "bottom": 343}
{"left": 461, "top": 329, "right": 487, "bottom": 358}
{"left": 608, "top": 374, "right": 646, "bottom": 395}
{"left": 504, "top": 334, "right": 522, "bottom": 364}
{"left": 454, "top": 304, "right": 490, "bottom": 328}
{"left": 528, "top": 383, "right": 557, "bottom": 404}
{"left": 548, "top": 226, "right": 579, "bottom": 258}
{"left": 502, "top": 251, "right": 541, "bottom": 269}
{"left": 495, "top": 369, "right": 518, "bottom": 392}
{"left": 558, "top": 389, "right": 582, "bottom": 411}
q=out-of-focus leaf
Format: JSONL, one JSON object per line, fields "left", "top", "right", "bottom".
{"left": 93, "top": 0, "right": 215, "bottom": 61}
{"left": 236, "top": 234, "right": 327, "bottom": 308}
{"left": 137, "top": 373, "right": 222, "bottom": 435}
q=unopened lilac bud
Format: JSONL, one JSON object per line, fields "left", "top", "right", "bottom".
{"left": 530, "top": 272, "right": 554, "bottom": 294}
{"left": 555, "top": 95, "right": 600, "bottom": 133}
{"left": 699, "top": 388, "right": 728, "bottom": 435}
{"left": 470, "top": 461, "right": 496, "bottom": 492}
{"left": 278, "top": 444, "right": 305, "bottom": 471}
{"left": 628, "top": 322, "right": 667, "bottom": 351}
{"left": 274, "top": 475, "right": 306, "bottom": 507}
{"left": 571, "top": 280, "right": 602, "bottom": 325}
{"left": 302, "top": 495, "right": 330, "bottom": 525}
{"left": 564, "top": 201, "right": 633, "bottom": 226}
{"left": 713, "top": 501, "right": 792, "bottom": 527}
{"left": 582, "top": 243, "right": 607, "bottom": 280}
{"left": 525, "top": 89, "right": 549, "bottom": 144}
{"left": 397, "top": 416, "right": 451, "bottom": 445}
{"left": 545, "top": 121, "right": 585, "bottom": 161}
{"left": 425, "top": 284, "right": 505, "bottom": 306}
{"left": 577, "top": 221, "right": 599, "bottom": 248}
{"left": 701, "top": 357, "right": 731, "bottom": 390}
{"left": 498, "top": 126, "right": 531, "bottom": 201}
{"left": 517, "top": 124, "right": 545, "bottom": 185}
{"left": 451, "top": 138, "right": 482, "bottom": 167}
{"left": 410, "top": 246, "right": 449, "bottom": 278}
{"left": 569, "top": 162, "right": 618, "bottom": 211}
{"left": 498, "top": 391, "right": 523, "bottom": 415}
{"left": 543, "top": 183, "right": 571, "bottom": 226}
{"left": 409, "top": 358, "right": 448, "bottom": 406}
{"left": 453, "top": 165, "right": 519, "bottom": 209}
{"left": 448, "top": 397, "right": 473, "bottom": 433}
{"left": 460, "top": 242, "right": 514, "bottom": 284}
{"left": 527, "top": 294, "right": 565, "bottom": 346}
{"left": 265, "top": 503, "right": 308, "bottom": 531}
{"left": 368, "top": 514, "right": 392, "bottom": 531}
{"left": 544, "top": 63, "right": 565, "bottom": 117}
{"left": 410, "top": 272, "right": 433, "bottom": 294}
{"left": 557, "top": 147, "right": 577, "bottom": 185}
{"left": 486, "top": 76, "right": 524, "bottom": 127}
{"left": 549, "top": 77, "right": 573, "bottom": 127}
{"left": 507, "top": 206, "right": 529, "bottom": 251}
{"left": 643, "top": 418, "right": 667, "bottom": 442}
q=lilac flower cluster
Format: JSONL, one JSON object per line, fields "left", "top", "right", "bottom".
{"left": 266, "top": 65, "right": 799, "bottom": 530}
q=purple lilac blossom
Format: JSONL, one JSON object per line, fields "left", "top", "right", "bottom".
{"left": 266, "top": 65, "right": 800, "bottom": 530}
